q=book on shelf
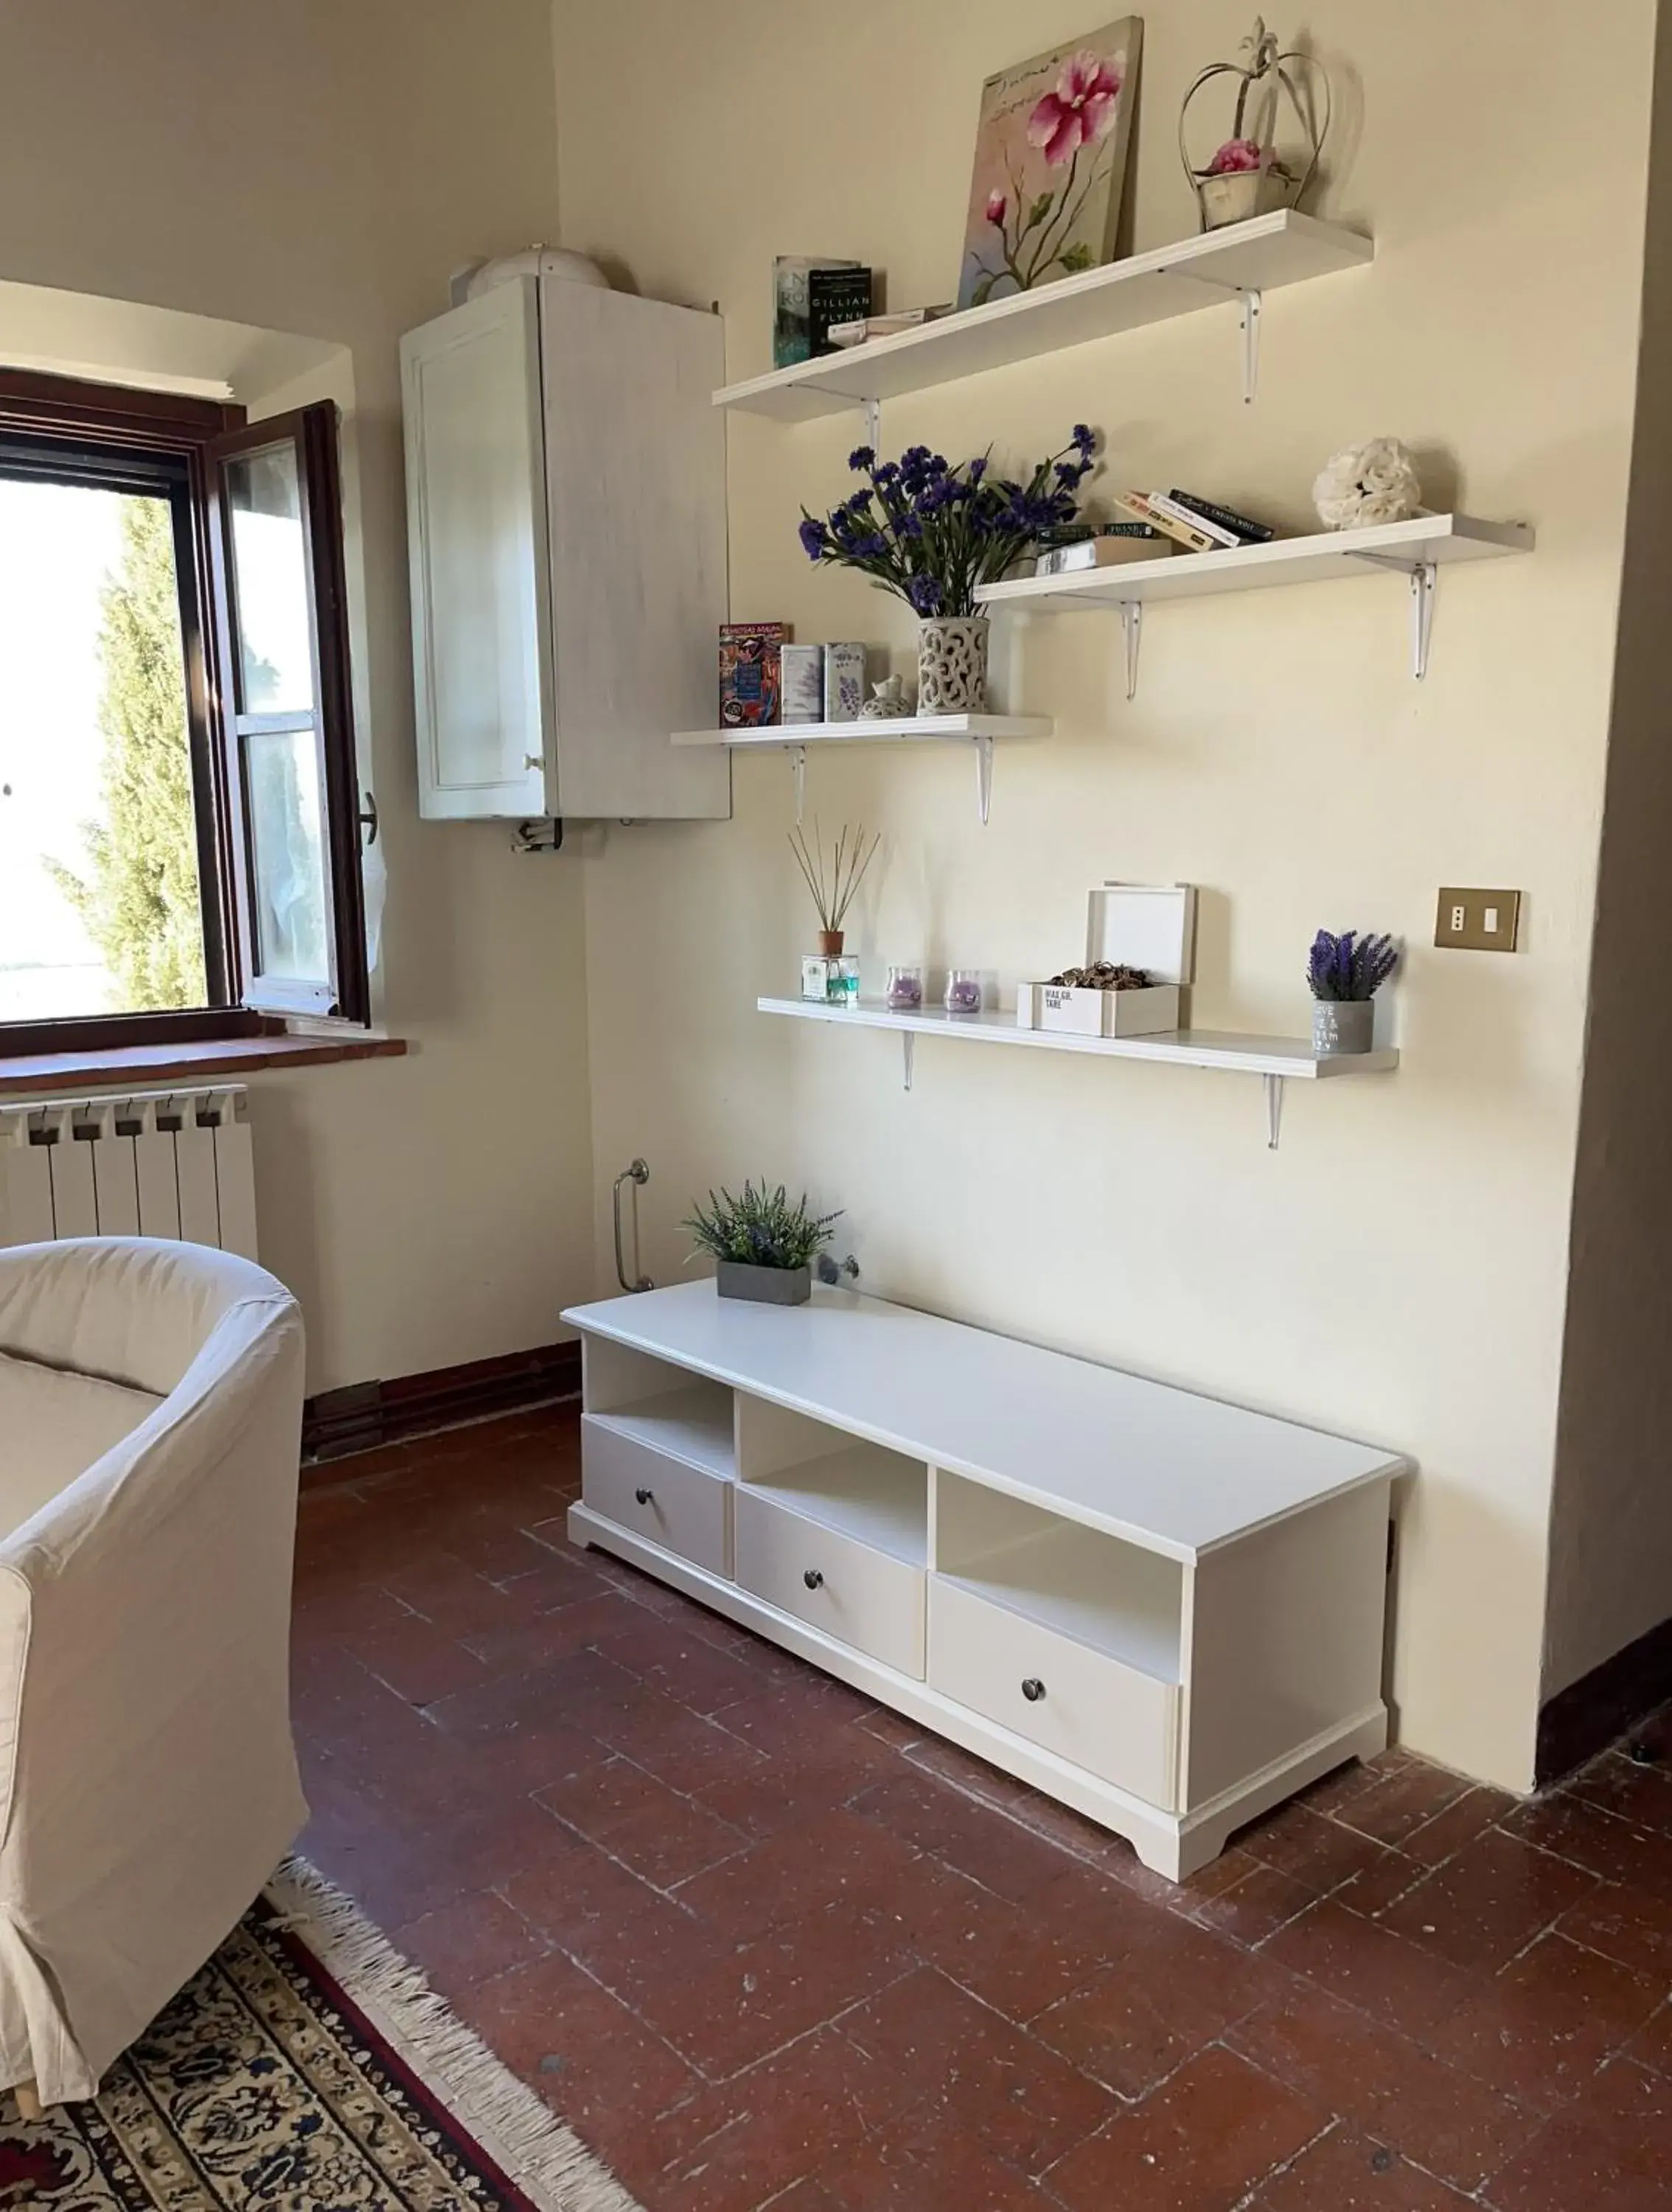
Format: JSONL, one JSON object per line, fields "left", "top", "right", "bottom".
{"left": 773, "top": 258, "right": 864, "bottom": 368}
{"left": 807, "top": 268, "right": 874, "bottom": 357}
{"left": 826, "top": 306, "right": 953, "bottom": 349}
{"left": 720, "top": 622, "right": 789, "bottom": 728}
{"left": 1035, "top": 528, "right": 1172, "bottom": 575}
{"left": 1112, "top": 491, "right": 1222, "bottom": 555}
{"left": 1144, "top": 492, "right": 1244, "bottom": 550}
{"left": 1166, "top": 490, "right": 1275, "bottom": 545}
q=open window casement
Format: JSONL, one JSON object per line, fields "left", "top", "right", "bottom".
{"left": 204, "top": 402, "right": 369, "bottom": 1023}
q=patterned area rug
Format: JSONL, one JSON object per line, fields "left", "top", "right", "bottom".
{"left": 0, "top": 1863, "right": 638, "bottom": 2211}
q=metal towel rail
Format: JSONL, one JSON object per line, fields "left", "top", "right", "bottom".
{"left": 612, "top": 1159, "right": 653, "bottom": 1292}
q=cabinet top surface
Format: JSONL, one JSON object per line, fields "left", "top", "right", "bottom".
{"left": 562, "top": 1282, "right": 1405, "bottom": 1558}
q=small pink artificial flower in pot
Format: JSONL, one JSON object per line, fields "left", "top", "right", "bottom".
{"left": 1208, "top": 136, "right": 1265, "bottom": 174}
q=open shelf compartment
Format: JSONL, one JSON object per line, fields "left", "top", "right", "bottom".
{"left": 582, "top": 1335, "right": 736, "bottom": 1478}
{"left": 737, "top": 1394, "right": 928, "bottom": 1565}
{"left": 935, "top": 1470, "right": 1185, "bottom": 1686}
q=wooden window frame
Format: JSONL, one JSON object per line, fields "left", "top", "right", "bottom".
{"left": 0, "top": 368, "right": 369, "bottom": 1057}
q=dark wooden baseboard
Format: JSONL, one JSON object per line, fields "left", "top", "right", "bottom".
{"left": 1536, "top": 1613, "right": 1672, "bottom": 1784}
{"left": 302, "top": 1340, "right": 582, "bottom": 1469}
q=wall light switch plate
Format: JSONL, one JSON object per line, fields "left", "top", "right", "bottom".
{"left": 1435, "top": 887, "right": 1522, "bottom": 952}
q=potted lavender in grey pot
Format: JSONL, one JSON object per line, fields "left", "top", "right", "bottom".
{"left": 798, "top": 429, "right": 1098, "bottom": 714}
{"left": 1307, "top": 931, "right": 1398, "bottom": 1055}
{"left": 683, "top": 1180, "right": 842, "bottom": 1306}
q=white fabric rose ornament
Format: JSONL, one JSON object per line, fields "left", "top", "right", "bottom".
{"left": 1312, "top": 438, "right": 1424, "bottom": 529}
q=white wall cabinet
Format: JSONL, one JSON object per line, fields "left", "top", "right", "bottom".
{"left": 401, "top": 276, "right": 729, "bottom": 821}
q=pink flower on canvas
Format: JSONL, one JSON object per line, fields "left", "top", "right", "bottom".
{"left": 1209, "top": 136, "right": 1265, "bottom": 175}
{"left": 1027, "top": 51, "right": 1124, "bottom": 166}
{"left": 985, "top": 189, "right": 1006, "bottom": 226}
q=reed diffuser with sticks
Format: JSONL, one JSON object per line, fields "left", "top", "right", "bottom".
{"left": 789, "top": 820, "right": 879, "bottom": 956}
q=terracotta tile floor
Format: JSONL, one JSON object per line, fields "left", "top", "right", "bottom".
{"left": 293, "top": 1403, "right": 1672, "bottom": 2211}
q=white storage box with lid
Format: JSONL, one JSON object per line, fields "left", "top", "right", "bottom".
{"left": 1017, "top": 882, "right": 1198, "bottom": 1037}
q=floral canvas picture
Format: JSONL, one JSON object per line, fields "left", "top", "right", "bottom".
{"left": 956, "top": 19, "right": 1143, "bottom": 312}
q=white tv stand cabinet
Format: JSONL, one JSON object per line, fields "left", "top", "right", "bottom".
{"left": 563, "top": 1282, "right": 1406, "bottom": 1879}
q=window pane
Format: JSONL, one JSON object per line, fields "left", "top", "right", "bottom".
{"left": 0, "top": 479, "right": 208, "bottom": 1019}
{"left": 226, "top": 442, "right": 316, "bottom": 712}
{"left": 245, "top": 724, "right": 330, "bottom": 982}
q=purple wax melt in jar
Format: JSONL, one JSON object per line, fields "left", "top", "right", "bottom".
{"left": 885, "top": 964, "right": 923, "bottom": 1011}
{"left": 944, "top": 969, "right": 983, "bottom": 1014}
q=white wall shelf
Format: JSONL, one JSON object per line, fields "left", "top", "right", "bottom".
{"left": 714, "top": 210, "right": 1372, "bottom": 423}
{"left": 673, "top": 714, "right": 1051, "bottom": 825}
{"left": 759, "top": 995, "right": 1398, "bottom": 1149}
{"left": 977, "top": 514, "right": 1533, "bottom": 688}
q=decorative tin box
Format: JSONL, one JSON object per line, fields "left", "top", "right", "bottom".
{"left": 782, "top": 643, "right": 825, "bottom": 724}
{"left": 1017, "top": 883, "right": 1197, "bottom": 1038}
{"left": 823, "top": 641, "right": 866, "bottom": 722}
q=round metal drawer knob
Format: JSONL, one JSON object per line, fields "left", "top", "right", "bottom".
{"left": 804, "top": 1568, "right": 824, "bottom": 1590}
{"left": 634, "top": 1486, "right": 654, "bottom": 1505}
{"left": 1021, "top": 1677, "right": 1046, "bottom": 1703}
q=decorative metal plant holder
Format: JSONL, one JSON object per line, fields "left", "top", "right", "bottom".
{"left": 1179, "top": 16, "right": 1331, "bottom": 232}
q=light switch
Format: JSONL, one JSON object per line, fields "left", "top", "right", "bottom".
{"left": 1435, "top": 888, "right": 1522, "bottom": 952}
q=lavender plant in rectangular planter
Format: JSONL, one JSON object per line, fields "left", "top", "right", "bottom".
{"left": 683, "top": 1180, "right": 841, "bottom": 1307}
{"left": 1307, "top": 929, "right": 1398, "bottom": 1055}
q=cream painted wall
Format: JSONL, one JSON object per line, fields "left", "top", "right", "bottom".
{"left": 0, "top": 0, "right": 594, "bottom": 1391}
{"left": 1544, "top": 4, "right": 1672, "bottom": 1705}
{"left": 552, "top": 0, "right": 1657, "bottom": 1787}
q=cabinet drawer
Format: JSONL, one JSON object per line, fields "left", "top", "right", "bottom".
{"left": 582, "top": 1414, "right": 732, "bottom": 1576}
{"left": 734, "top": 1487, "right": 924, "bottom": 1678}
{"left": 929, "top": 1578, "right": 1180, "bottom": 1809}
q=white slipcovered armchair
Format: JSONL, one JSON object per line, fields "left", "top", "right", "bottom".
{"left": 0, "top": 1237, "right": 307, "bottom": 2107}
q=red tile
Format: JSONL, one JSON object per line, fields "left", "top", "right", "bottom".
{"left": 675, "top": 1806, "right": 927, "bottom": 1934}
{"left": 1045, "top": 2046, "right": 1326, "bottom": 2212}
{"left": 501, "top": 1829, "right": 720, "bottom": 2001}
{"left": 339, "top": 1609, "right": 490, "bottom": 1707}
{"left": 850, "top": 1768, "right": 1094, "bottom": 1905}
{"left": 1030, "top": 1912, "right": 1289, "bottom": 2099}
{"left": 1332, "top": 1764, "right": 1474, "bottom": 1848}
{"left": 456, "top": 1947, "right": 700, "bottom": 2185}
{"left": 1235, "top": 1803, "right": 1398, "bottom": 1895}
{"left": 1333, "top": 1848, "right": 1427, "bottom": 1921}
{"left": 1374, "top": 1827, "right": 1599, "bottom": 1973}
{"left": 1632, "top": 2000, "right": 1672, "bottom": 2078}
{"left": 1398, "top": 1784, "right": 1516, "bottom": 1868}
{"left": 629, "top": 1901, "right": 917, "bottom": 2079}
{"left": 391, "top": 1887, "right": 551, "bottom": 1990}
{"left": 1249, "top": 2126, "right": 1475, "bottom": 2208}
{"left": 1499, "top": 1792, "right": 1672, "bottom": 1890}
{"left": 1428, "top": 1930, "right": 1665, "bottom": 2111}
{"left": 1225, "top": 1979, "right": 1539, "bottom": 2193}
{"left": 1564, "top": 1750, "right": 1672, "bottom": 1837}
{"left": 588, "top": 1614, "right": 772, "bottom": 1717}
{"left": 840, "top": 1965, "right": 1114, "bottom": 2175}
{"left": 1556, "top": 1874, "right": 1672, "bottom": 1979}
{"left": 649, "top": 2022, "right": 923, "bottom": 2212}
{"left": 1189, "top": 1862, "right": 1317, "bottom": 1946}
{"left": 1261, "top": 1899, "right": 1475, "bottom": 2041}
{"left": 539, "top": 1754, "right": 748, "bottom": 1888}
{"left": 1485, "top": 2059, "right": 1672, "bottom": 2212}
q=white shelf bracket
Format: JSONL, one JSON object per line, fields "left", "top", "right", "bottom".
{"left": 975, "top": 733, "right": 995, "bottom": 825}
{"left": 1410, "top": 560, "right": 1437, "bottom": 680}
{"left": 902, "top": 1032, "right": 916, "bottom": 1093}
{"left": 1239, "top": 288, "right": 1263, "bottom": 406}
{"left": 1120, "top": 599, "right": 1142, "bottom": 700}
{"left": 1264, "top": 1074, "right": 1284, "bottom": 1151}
{"left": 863, "top": 397, "right": 881, "bottom": 453}
{"left": 790, "top": 744, "right": 807, "bottom": 824}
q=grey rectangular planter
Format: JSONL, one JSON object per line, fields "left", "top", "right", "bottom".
{"left": 717, "top": 1261, "right": 812, "bottom": 1306}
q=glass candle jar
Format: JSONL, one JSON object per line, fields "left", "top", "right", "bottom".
{"left": 944, "top": 969, "right": 983, "bottom": 1015}
{"left": 885, "top": 964, "right": 923, "bottom": 1012}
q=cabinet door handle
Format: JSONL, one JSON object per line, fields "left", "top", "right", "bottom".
{"left": 635, "top": 1486, "right": 655, "bottom": 1506}
{"left": 1021, "top": 1677, "right": 1046, "bottom": 1703}
{"left": 803, "top": 1568, "right": 823, "bottom": 1590}
{"left": 524, "top": 753, "right": 545, "bottom": 772}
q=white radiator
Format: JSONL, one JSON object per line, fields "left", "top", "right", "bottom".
{"left": 0, "top": 1085, "right": 257, "bottom": 1257}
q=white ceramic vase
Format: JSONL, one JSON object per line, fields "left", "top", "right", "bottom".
{"left": 916, "top": 616, "right": 989, "bottom": 714}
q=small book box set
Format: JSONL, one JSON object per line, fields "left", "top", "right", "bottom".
{"left": 1017, "top": 882, "right": 1199, "bottom": 1037}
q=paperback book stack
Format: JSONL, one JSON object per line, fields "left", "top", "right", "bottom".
{"left": 1112, "top": 490, "right": 1275, "bottom": 554}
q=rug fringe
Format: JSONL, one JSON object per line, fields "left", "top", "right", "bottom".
{"left": 267, "top": 1857, "right": 643, "bottom": 2212}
